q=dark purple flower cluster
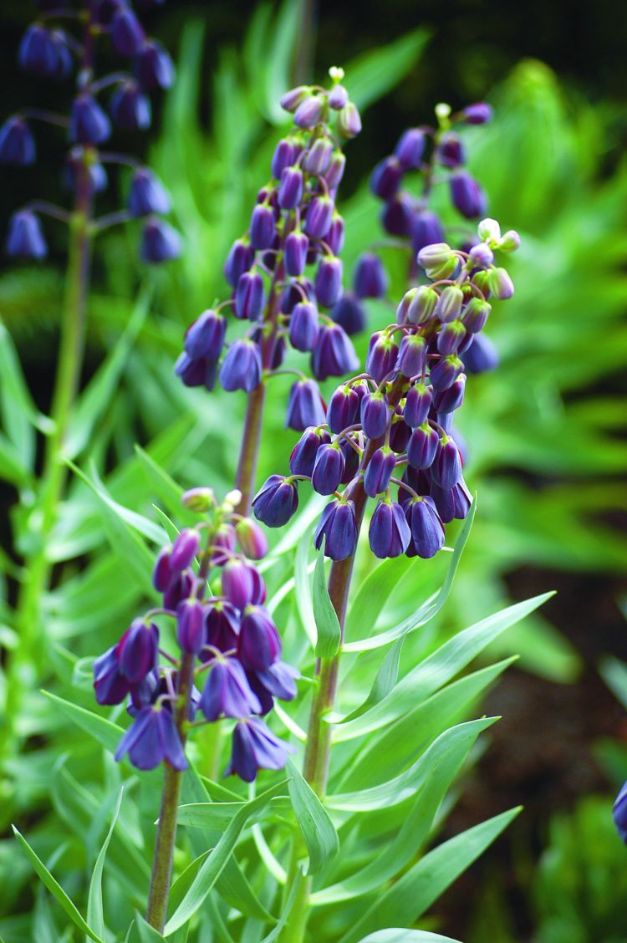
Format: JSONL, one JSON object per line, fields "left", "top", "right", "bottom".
{"left": 93, "top": 487, "right": 296, "bottom": 781}
{"left": 253, "top": 218, "right": 519, "bottom": 561}
{"left": 175, "top": 68, "right": 363, "bottom": 431}
{"left": 613, "top": 781, "right": 627, "bottom": 843}
{"left": 1, "top": 0, "right": 181, "bottom": 262}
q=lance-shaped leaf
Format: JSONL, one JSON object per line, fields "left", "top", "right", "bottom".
{"left": 87, "top": 788, "right": 124, "bottom": 937}
{"left": 287, "top": 759, "right": 339, "bottom": 874}
{"left": 313, "top": 552, "right": 341, "bottom": 659}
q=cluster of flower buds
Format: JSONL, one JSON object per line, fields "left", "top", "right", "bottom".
{"left": 252, "top": 218, "right": 519, "bottom": 561}
{"left": 0, "top": 0, "right": 181, "bottom": 263}
{"left": 93, "top": 487, "right": 296, "bottom": 781}
{"left": 175, "top": 67, "right": 363, "bottom": 432}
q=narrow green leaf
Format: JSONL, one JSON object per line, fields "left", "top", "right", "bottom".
{"left": 66, "top": 288, "right": 150, "bottom": 459}
{"left": 164, "top": 781, "right": 288, "bottom": 936}
{"left": 326, "top": 718, "right": 496, "bottom": 813}
{"left": 313, "top": 552, "right": 341, "bottom": 659}
{"left": 343, "top": 502, "right": 476, "bottom": 654}
{"left": 12, "top": 826, "right": 105, "bottom": 943}
{"left": 0, "top": 320, "right": 48, "bottom": 467}
{"left": 87, "top": 788, "right": 124, "bottom": 939}
{"left": 344, "top": 29, "right": 430, "bottom": 110}
{"left": 177, "top": 802, "right": 244, "bottom": 830}
{"left": 287, "top": 760, "right": 339, "bottom": 874}
{"left": 337, "top": 808, "right": 521, "bottom": 943}
{"left": 294, "top": 532, "right": 317, "bottom": 646}
{"left": 0, "top": 432, "right": 31, "bottom": 486}
{"left": 41, "top": 690, "right": 123, "bottom": 754}
{"left": 134, "top": 913, "right": 165, "bottom": 942}
{"left": 335, "top": 593, "right": 552, "bottom": 741}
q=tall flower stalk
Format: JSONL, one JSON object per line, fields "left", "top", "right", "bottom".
{"left": 0, "top": 0, "right": 180, "bottom": 767}
{"left": 254, "top": 218, "right": 520, "bottom": 940}
{"left": 92, "top": 486, "right": 297, "bottom": 930}
{"left": 175, "top": 68, "right": 363, "bottom": 514}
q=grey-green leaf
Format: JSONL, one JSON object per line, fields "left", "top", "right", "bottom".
{"left": 86, "top": 788, "right": 124, "bottom": 939}
{"left": 287, "top": 759, "right": 339, "bottom": 874}
{"left": 313, "top": 552, "right": 341, "bottom": 659}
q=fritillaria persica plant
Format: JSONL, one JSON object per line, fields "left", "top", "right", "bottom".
{"left": 175, "top": 67, "right": 362, "bottom": 513}
{"left": 0, "top": 0, "right": 180, "bottom": 767}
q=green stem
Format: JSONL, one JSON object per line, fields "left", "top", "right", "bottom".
{"left": 235, "top": 382, "right": 267, "bottom": 516}
{"left": 146, "top": 652, "right": 194, "bottom": 931}
{"left": 0, "top": 164, "right": 93, "bottom": 774}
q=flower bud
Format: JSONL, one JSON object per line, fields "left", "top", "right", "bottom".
{"left": 430, "top": 354, "right": 463, "bottom": 391}
{"left": 288, "top": 301, "right": 319, "bottom": 352}
{"left": 6, "top": 210, "right": 47, "bottom": 259}
{"left": 153, "top": 548, "right": 173, "bottom": 593}
{"left": 135, "top": 40, "right": 175, "bottom": 90}
{"left": 364, "top": 446, "right": 396, "bottom": 497}
{"left": 330, "top": 293, "right": 366, "bottom": 336}
{"left": 463, "top": 102, "right": 493, "bottom": 125}
{"left": 289, "top": 427, "right": 330, "bottom": 477}
{"left": 253, "top": 475, "right": 299, "bottom": 528}
{"left": 312, "top": 323, "right": 358, "bottom": 380}
{"left": 284, "top": 231, "right": 308, "bottom": 276}
{"left": 140, "top": 219, "right": 182, "bottom": 264}
{"left": 314, "top": 498, "right": 358, "bottom": 561}
{"left": 407, "top": 423, "right": 439, "bottom": 469}
{"left": 324, "top": 151, "right": 346, "bottom": 189}
{"left": 395, "top": 128, "right": 426, "bottom": 170}
{"left": 462, "top": 333, "right": 499, "bottom": 374}
{"left": 303, "top": 138, "right": 333, "bottom": 175}
{"left": 432, "top": 436, "right": 463, "bottom": 490}
{"left": 224, "top": 238, "right": 254, "bottom": 288}
{"left": 235, "top": 519, "right": 268, "bottom": 560}
{"left": 250, "top": 203, "right": 276, "bottom": 249}
{"left": 128, "top": 168, "right": 170, "bottom": 217}
{"left": 235, "top": 271, "right": 265, "bottom": 320}
{"left": 164, "top": 571, "right": 194, "bottom": 611}
{"left": 181, "top": 487, "right": 215, "bottom": 512}
{"left": 450, "top": 172, "right": 487, "bottom": 219}
{"left": 111, "top": 7, "right": 145, "bottom": 57}
{"left": 238, "top": 606, "right": 281, "bottom": 671}
{"left": 177, "top": 598, "right": 206, "bottom": 654}
{"left": 498, "top": 230, "right": 521, "bottom": 252}
{"left": 469, "top": 243, "right": 494, "bottom": 268}
{"left": 417, "top": 242, "right": 454, "bottom": 274}
{"left": 382, "top": 195, "right": 414, "bottom": 237}
{"left": 437, "top": 320, "right": 466, "bottom": 355}
{"left": 325, "top": 214, "right": 345, "bottom": 254}
{"left": 397, "top": 334, "right": 427, "bottom": 378}
{"left": 434, "top": 373, "right": 466, "bottom": 413}
{"left": 405, "top": 497, "right": 444, "bottom": 558}
{"left": 305, "top": 196, "right": 334, "bottom": 239}
{"left": 370, "top": 156, "right": 403, "bottom": 200}
{"left": 477, "top": 218, "right": 501, "bottom": 243}
{"left": 205, "top": 600, "right": 240, "bottom": 651}
{"left": 286, "top": 378, "right": 325, "bottom": 431}
{"left": 184, "top": 309, "right": 226, "bottom": 360}
{"left": 411, "top": 210, "right": 445, "bottom": 254}
{"left": 200, "top": 657, "right": 261, "bottom": 721}
{"left": 437, "top": 133, "right": 465, "bottom": 168}
{"left": 294, "top": 94, "right": 324, "bottom": 128}
{"left": 119, "top": 619, "right": 158, "bottom": 684}
{"left": 360, "top": 391, "right": 389, "bottom": 439}
{"left": 338, "top": 102, "right": 361, "bottom": 138}
{"left": 209, "top": 523, "right": 236, "bottom": 566}
{"left": 174, "top": 353, "right": 217, "bottom": 390}
{"left": 366, "top": 331, "right": 399, "bottom": 383}
{"left": 488, "top": 267, "right": 515, "bottom": 300}
{"left": 404, "top": 383, "right": 432, "bottom": 428}
{"left": 311, "top": 443, "right": 345, "bottom": 495}
{"left": 170, "top": 528, "right": 200, "bottom": 572}
{"left": 353, "top": 253, "right": 388, "bottom": 300}
{"left": 280, "top": 85, "right": 310, "bottom": 113}
{"left": 461, "top": 297, "right": 490, "bottom": 334}
{"left": 220, "top": 339, "right": 262, "bottom": 392}
{"left": 110, "top": 80, "right": 151, "bottom": 131}
{"left": 222, "top": 559, "right": 265, "bottom": 611}
{"left": 315, "top": 256, "right": 343, "bottom": 308}
{"left": 0, "top": 117, "right": 35, "bottom": 166}
{"left": 271, "top": 138, "right": 297, "bottom": 178}
{"left": 328, "top": 84, "right": 348, "bottom": 109}
{"left": 276, "top": 166, "right": 303, "bottom": 210}
{"left": 369, "top": 501, "right": 411, "bottom": 558}
{"left": 327, "top": 384, "right": 359, "bottom": 434}
{"left": 435, "top": 286, "right": 464, "bottom": 323}
{"left": 71, "top": 94, "right": 111, "bottom": 145}
{"left": 19, "top": 25, "right": 68, "bottom": 78}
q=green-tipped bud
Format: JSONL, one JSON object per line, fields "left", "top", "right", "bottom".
{"left": 487, "top": 266, "right": 515, "bottom": 300}
{"left": 396, "top": 286, "right": 438, "bottom": 325}
{"left": 417, "top": 242, "right": 453, "bottom": 271}
{"left": 435, "top": 285, "right": 464, "bottom": 323}
{"left": 477, "top": 217, "right": 501, "bottom": 245}
{"left": 498, "top": 229, "right": 521, "bottom": 252}
{"left": 182, "top": 487, "right": 215, "bottom": 512}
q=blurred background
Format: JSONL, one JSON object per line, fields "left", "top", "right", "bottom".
{"left": 0, "top": 1, "right": 626, "bottom": 940}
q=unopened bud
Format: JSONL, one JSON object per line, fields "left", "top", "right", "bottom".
{"left": 182, "top": 487, "right": 215, "bottom": 512}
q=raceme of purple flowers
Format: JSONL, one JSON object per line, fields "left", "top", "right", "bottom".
{"left": 93, "top": 488, "right": 296, "bottom": 782}
{"left": 1, "top": 0, "right": 181, "bottom": 263}
{"left": 253, "top": 217, "right": 519, "bottom": 562}
{"left": 175, "top": 67, "right": 363, "bottom": 433}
